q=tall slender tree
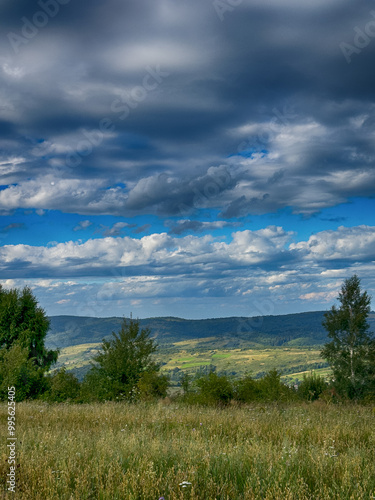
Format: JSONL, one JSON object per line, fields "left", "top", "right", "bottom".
{"left": 321, "top": 275, "right": 375, "bottom": 399}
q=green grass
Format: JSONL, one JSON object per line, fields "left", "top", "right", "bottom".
{"left": 211, "top": 353, "right": 231, "bottom": 360}
{"left": 1, "top": 401, "right": 375, "bottom": 499}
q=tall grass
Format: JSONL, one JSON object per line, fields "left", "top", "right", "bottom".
{"left": 1, "top": 401, "right": 375, "bottom": 499}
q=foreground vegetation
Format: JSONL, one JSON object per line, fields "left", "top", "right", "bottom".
{"left": 1, "top": 277, "right": 375, "bottom": 498}
{"left": 1, "top": 401, "right": 375, "bottom": 499}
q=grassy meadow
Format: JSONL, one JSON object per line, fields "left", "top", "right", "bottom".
{"left": 1, "top": 401, "right": 375, "bottom": 499}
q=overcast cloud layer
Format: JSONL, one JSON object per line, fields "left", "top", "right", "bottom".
{"left": 0, "top": 0, "right": 375, "bottom": 317}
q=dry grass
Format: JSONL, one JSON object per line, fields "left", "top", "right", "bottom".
{"left": 1, "top": 401, "right": 375, "bottom": 499}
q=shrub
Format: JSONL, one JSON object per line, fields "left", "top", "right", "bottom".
{"left": 43, "top": 368, "right": 81, "bottom": 402}
{"left": 234, "top": 374, "right": 260, "bottom": 402}
{"left": 256, "top": 369, "right": 295, "bottom": 402}
{"left": 137, "top": 371, "right": 170, "bottom": 400}
{"left": 193, "top": 372, "right": 234, "bottom": 405}
{"left": 297, "top": 372, "right": 328, "bottom": 401}
{"left": 80, "top": 369, "right": 119, "bottom": 402}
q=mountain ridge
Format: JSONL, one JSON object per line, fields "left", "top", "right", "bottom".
{"left": 46, "top": 311, "right": 375, "bottom": 350}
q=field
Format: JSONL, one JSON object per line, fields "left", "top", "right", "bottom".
{"left": 1, "top": 401, "right": 375, "bottom": 499}
{"left": 53, "top": 340, "right": 330, "bottom": 384}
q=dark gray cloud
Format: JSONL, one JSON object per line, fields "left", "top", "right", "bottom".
{"left": 0, "top": 0, "right": 374, "bottom": 217}
{"left": 132, "top": 224, "right": 151, "bottom": 234}
{"left": 168, "top": 219, "right": 241, "bottom": 235}
{"left": 98, "top": 222, "right": 135, "bottom": 237}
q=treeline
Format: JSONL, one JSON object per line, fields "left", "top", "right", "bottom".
{"left": 0, "top": 285, "right": 328, "bottom": 404}
{"left": 1, "top": 275, "right": 375, "bottom": 405}
{"left": 178, "top": 369, "right": 333, "bottom": 405}
{"left": 28, "top": 366, "right": 336, "bottom": 405}
{"left": 164, "top": 361, "right": 330, "bottom": 386}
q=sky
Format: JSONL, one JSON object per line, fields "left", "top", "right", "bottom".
{"left": 0, "top": 0, "right": 375, "bottom": 319}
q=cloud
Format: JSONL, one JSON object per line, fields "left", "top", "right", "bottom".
{"left": 0, "top": 226, "right": 293, "bottom": 279}
{"left": 99, "top": 222, "right": 132, "bottom": 237}
{"left": 1, "top": 222, "right": 26, "bottom": 232}
{"left": 0, "top": 1, "right": 373, "bottom": 219}
{"left": 319, "top": 216, "right": 348, "bottom": 223}
{"left": 290, "top": 225, "right": 375, "bottom": 262}
{"left": 0, "top": 224, "right": 374, "bottom": 316}
{"left": 299, "top": 291, "right": 338, "bottom": 302}
{"left": 132, "top": 224, "right": 151, "bottom": 234}
{"left": 1, "top": 225, "right": 374, "bottom": 284}
{"left": 73, "top": 220, "right": 92, "bottom": 231}
{"left": 168, "top": 219, "right": 241, "bottom": 235}
{"left": 1, "top": 1, "right": 375, "bottom": 317}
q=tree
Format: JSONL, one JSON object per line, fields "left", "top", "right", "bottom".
{"left": 179, "top": 372, "right": 193, "bottom": 395}
{"left": 256, "top": 369, "right": 293, "bottom": 402}
{"left": 321, "top": 275, "right": 375, "bottom": 399}
{"left": 83, "top": 317, "right": 162, "bottom": 401}
{"left": 0, "top": 344, "right": 48, "bottom": 401}
{"left": 137, "top": 371, "right": 170, "bottom": 400}
{"left": 0, "top": 285, "right": 59, "bottom": 401}
{"left": 194, "top": 372, "right": 234, "bottom": 405}
{"left": 0, "top": 285, "right": 58, "bottom": 370}
{"left": 234, "top": 374, "right": 259, "bottom": 403}
{"left": 44, "top": 367, "right": 81, "bottom": 403}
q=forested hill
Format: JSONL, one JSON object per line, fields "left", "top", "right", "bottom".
{"left": 47, "top": 311, "right": 375, "bottom": 349}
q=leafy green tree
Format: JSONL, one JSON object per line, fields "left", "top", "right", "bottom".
{"left": 0, "top": 344, "right": 48, "bottom": 401}
{"left": 256, "top": 369, "right": 294, "bottom": 402}
{"left": 0, "top": 285, "right": 58, "bottom": 369}
{"left": 194, "top": 372, "right": 234, "bottom": 405}
{"left": 44, "top": 367, "right": 81, "bottom": 403}
{"left": 0, "top": 286, "right": 59, "bottom": 401}
{"left": 234, "top": 373, "right": 260, "bottom": 402}
{"left": 179, "top": 372, "right": 193, "bottom": 394}
{"left": 83, "top": 317, "right": 160, "bottom": 401}
{"left": 321, "top": 275, "right": 375, "bottom": 399}
{"left": 137, "top": 371, "right": 170, "bottom": 400}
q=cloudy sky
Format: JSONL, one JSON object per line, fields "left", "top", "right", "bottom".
{"left": 0, "top": 0, "right": 375, "bottom": 319}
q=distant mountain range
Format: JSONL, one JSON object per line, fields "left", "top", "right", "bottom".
{"left": 46, "top": 311, "right": 375, "bottom": 350}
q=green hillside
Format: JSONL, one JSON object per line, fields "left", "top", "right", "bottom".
{"left": 47, "top": 311, "right": 340, "bottom": 349}
{"left": 46, "top": 312, "right": 375, "bottom": 384}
